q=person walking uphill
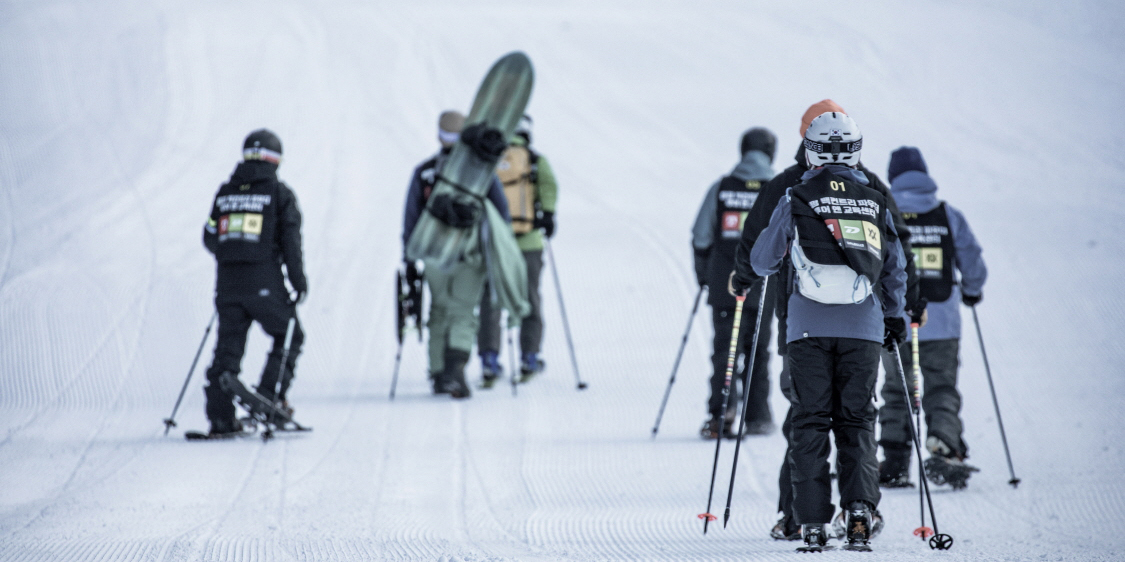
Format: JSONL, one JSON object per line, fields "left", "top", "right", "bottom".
{"left": 402, "top": 110, "right": 511, "bottom": 398}
{"left": 877, "top": 146, "right": 987, "bottom": 490}
{"left": 691, "top": 127, "right": 778, "bottom": 439}
{"left": 730, "top": 112, "right": 908, "bottom": 552}
{"left": 477, "top": 115, "right": 558, "bottom": 386}
{"left": 201, "top": 129, "right": 307, "bottom": 438}
{"left": 736, "top": 99, "right": 924, "bottom": 541}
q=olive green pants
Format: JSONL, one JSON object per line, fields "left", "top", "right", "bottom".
{"left": 424, "top": 258, "right": 487, "bottom": 374}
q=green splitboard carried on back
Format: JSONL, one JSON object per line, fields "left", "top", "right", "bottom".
{"left": 405, "top": 52, "right": 534, "bottom": 270}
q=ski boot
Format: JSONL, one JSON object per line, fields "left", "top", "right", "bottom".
{"left": 835, "top": 501, "right": 879, "bottom": 552}
{"left": 878, "top": 445, "right": 914, "bottom": 488}
{"left": 924, "top": 436, "right": 978, "bottom": 490}
{"left": 721, "top": 409, "right": 740, "bottom": 440}
{"left": 796, "top": 524, "right": 834, "bottom": 552}
{"left": 518, "top": 352, "right": 544, "bottom": 383}
{"left": 479, "top": 351, "right": 502, "bottom": 389}
{"left": 430, "top": 371, "right": 449, "bottom": 395}
{"left": 441, "top": 349, "right": 472, "bottom": 399}
{"left": 770, "top": 514, "right": 802, "bottom": 541}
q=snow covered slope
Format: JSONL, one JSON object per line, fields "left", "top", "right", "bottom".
{"left": 1, "top": 0, "right": 1123, "bottom": 560}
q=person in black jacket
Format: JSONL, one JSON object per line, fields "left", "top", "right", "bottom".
{"left": 732, "top": 100, "right": 925, "bottom": 540}
{"left": 691, "top": 127, "right": 778, "bottom": 438}
{"left": 201, "top": 129, "right": 307, "bottom": 437}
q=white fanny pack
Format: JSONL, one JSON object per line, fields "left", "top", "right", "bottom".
{"left": 790, "top": 227, "right": 872, "bottom": 305}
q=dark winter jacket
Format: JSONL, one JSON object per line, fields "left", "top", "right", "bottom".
{"left": 891, "top": 170, "right": 987, "bottom": 341}
{"left": 402, "top": 148, "right": 510, "bottom": 250}
{"left": 203, "top": 160, "right": 306, "bottom": 296}
{"left": 750, "top": 166, "right": 907, "bottom": 344}
{"left": 733, "top": 145, "right": 920, "bottom": 350}
{"left": 691, "top": 149, "right": 775, "bottom": 307}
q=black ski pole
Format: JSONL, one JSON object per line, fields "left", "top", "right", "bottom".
{"left": 389, "top": 339, "right": 404, "bottom": 401}
{"left": 971, "top": 306, "right": 1020, "bottom": 488}
{"left": 508, "top": 324, "right": 519, "bottom": 397}
{"left": 721, "top": 276, "right": 770, "bottom": 528}
{"left": 698, "top": 293, "right": 747, "bottom": 534}
{"left": 271, "top": 316, "right": 297, "bottom": 408}
{"left": 893, "top": 340, "right": 953, "bottom": 551}
{"left": 544, "top": 238, "right": 586, "bottom": 390}
{"left": 163, "top": 311, "right": 218, "bottom": 435}
{"left": 651, "top": 286, "right": 706, "bottom": 438}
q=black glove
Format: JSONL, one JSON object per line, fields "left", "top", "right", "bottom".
{"left": 429, "top": 193, "right": 481, "bottom": 228}
{"left": 289, "top": 274, "right": 308, "bottom": 304}
{"left": 534, "top": 210, "right": 555, "bottom": 238}
{"left": 906, "top": 297, "right": 928, "bottom": 325}
{"left": 883, "top": 316, "right": 907, "bottom": 351}
{"left": 962, "top": 292, "right": 982, "bottom": 307}
{"left": 729, "top": 270, "right": 759, "bottom": 297}
{"left": 693, "top": 249, "right": 709, "bottom": 287}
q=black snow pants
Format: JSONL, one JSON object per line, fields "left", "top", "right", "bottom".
{"left": 878, "top": 339, "right": 967, "bottom": 457}
{"left": 204, "top": 278, "right": 304, "bottom": 424}
{"left": 479, "top": 249, "right": 544, "bottom": 355}
{"left": 787, "top": 337, "right": 881, "bottom": 525}
{"left": 708, "top": 280, "right": 774, "bottom": 422}
{"left": 777, "top": 357, "right": 794, "bottom": 516}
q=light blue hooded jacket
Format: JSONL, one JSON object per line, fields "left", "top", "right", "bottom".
{"left": 891, "top": 170, "right": 987, "bottom": 340}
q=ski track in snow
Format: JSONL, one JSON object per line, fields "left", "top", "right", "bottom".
{"left": 2, "top": 1, "right": 1125, "bottom": 560}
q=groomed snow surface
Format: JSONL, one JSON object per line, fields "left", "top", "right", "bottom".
{"left": 2, "top": 1, "right": 1124, "bottom": 560}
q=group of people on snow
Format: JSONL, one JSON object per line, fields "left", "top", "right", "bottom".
{"left": 695, "top": 99, "right": 987, "bottom": 551}
{"left": 190, "top": 93, "right": 987, "bottom": 552}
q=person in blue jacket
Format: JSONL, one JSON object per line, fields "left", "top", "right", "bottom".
{"left": 876, "top": 146, "right": 987, "bottom": 490}
{"left": 730, "top": 112, "right": 907, "bottom": 552}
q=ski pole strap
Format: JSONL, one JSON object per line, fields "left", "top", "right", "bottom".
{"left": 283, "top": 317, "right": 296, "bottom": 350}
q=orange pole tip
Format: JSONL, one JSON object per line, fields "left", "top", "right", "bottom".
{"left": 698, "top": 513, "right": 718, "bottom": 522}
{"left": 914, "top": 526, "right": 935, "bottom": 539}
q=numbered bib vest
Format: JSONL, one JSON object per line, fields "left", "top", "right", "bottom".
{"left": 496, "top": 145, "right": 537, "bottom": 235}
{"left": 211, "top": 179, "right": 280, "bottom": 264}
{"left": 903, "top": 202, "right": 955, "bottom": 303}
{"left": 789, "top": 172, "right": 888, "bottom": 304}
{"left": 708, "top": 176, "right": 762, "bottom": 307}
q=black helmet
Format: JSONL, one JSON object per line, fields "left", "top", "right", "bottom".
{"left": 243, "top": 129, "right": 283, "bottom": 163}
{"left": 740, "top": 127, "right": 777, "bottom": 163}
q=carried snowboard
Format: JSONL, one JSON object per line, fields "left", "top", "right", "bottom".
{"left": 405, "top": 51, "right": 534, "bottom": 271}
{"left": 218, "top": 371, "right": 311, "bottom": 441}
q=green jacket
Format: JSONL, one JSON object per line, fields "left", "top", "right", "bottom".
{"left": 509, "top": 136, "right": 558, "bottom": 252}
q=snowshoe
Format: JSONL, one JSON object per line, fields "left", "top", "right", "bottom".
{"left": 218, "top": 372, "right": 311, "bottom": 437}
{"left": 518, "top": 352, "right": 544, "bottom": 383}
{"left": 834, "top": 501, "right": 881, "bottom": 551}
{"left": 796, "top": 524, "right": 834, "bottom": 553}
{"left": 925, "top": 456, "right": 979, "bottom": 490}
{"left": 186, "top": 418, "right": 254, "bottom": 441}
{"left": 743, "top": 419, "right": 776, "bottom": 436}
{"left": 479, "top": 351, "right": 502, "bottom": 389}
{"left": 771, "top": 514, "right": 802, "bottom": 541}
{"left": 700, "top": 415, "right": 722, "bottom": 440}
{"left": 878, "top": 446, "right": 914, "bottom": 488}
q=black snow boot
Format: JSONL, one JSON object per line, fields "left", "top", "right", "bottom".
{"left": 796, "top": 524, "right": 833, "bottom": 552}
{"left": 878, "top": 445, "right": 914, "bottom": 488}
{"left": 208, "top": 417, "right": 244, "bottom": 438}
{"left": 770, "top": 513, "right": 802, "bottom": 541}
{"left": 441, "top": 349, "right": 472, "bottom": 399}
